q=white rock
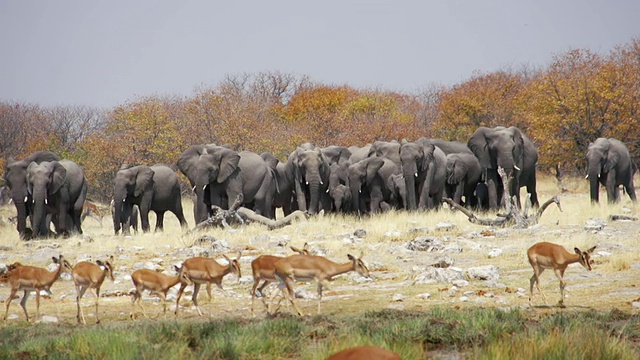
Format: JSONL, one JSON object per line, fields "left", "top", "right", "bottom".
{"left": 392, "top": 293, "right": 406, "bottom": 302}
{"left": 487, "top": 248, "right": 503, "bottom": 258}
{"left": 459, "top": 296, "right": 469, "bottom": 302}
{"left": 416, "top": 293, "right": 431, "bottom": 299}
{"left": 39, "top": 315, "right": 58, "bottom": 323}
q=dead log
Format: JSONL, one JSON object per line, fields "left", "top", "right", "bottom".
{"left": 188, "top": 194, "right": 308, "bottom": 233}
{"left": 444, "top": 167, "right": 562, "bottom": 228}
{"left": 608, "top": 215, "right": 638, "bottom": 221}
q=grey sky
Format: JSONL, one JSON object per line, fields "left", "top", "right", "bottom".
{"left": 1, "top": 1, "right": 638, "bottom": 108}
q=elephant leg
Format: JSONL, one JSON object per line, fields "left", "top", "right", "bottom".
{"left": 624, "top": 182, "right": 637, "bottom": 202}
{"left": 139, "top": 208, "right": 151, "bottom": 232}
{"left": 369, "top": 187, "right": 383, "bottom": 213}
{"left": 453, "top": 180, "right": 465, "bottom": 206}
{"left": 527, "top": 176, "right": 539, "bottom": 208}
{"left": 155, "top": 211, "right": 165, "bottom": 232}
{"left": 606, "top": 172, "right": 618, "bottom": 204}
{"left": 173, "top": 197, "right": 189, "bottom": 228}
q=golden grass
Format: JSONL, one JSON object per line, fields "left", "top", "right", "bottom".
{"left": 0, "top": 175, "right": 639, "bottom": 325}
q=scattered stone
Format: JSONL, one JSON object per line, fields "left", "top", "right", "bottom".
{"left": 211, "top": 239, "right": 231, "bottom": 254}
{"left": 452, "top": 279, "right": 470, "bottom": 287}
{"left": 487, "top": 248, "right": 503, "bottom": 258}
{"left": 466, "top": 265, "right": 500, "bottom": 281}
{"left": 353, "top": 229, "right": 367, "bottom": 237}
{"left": 132, "top": 246, "right": 145, "bottom": 251}
{"left": 82, "top": 235, "right": 94, "bottom": 243}
{"left": 584, "top": 218, "right": 606, "bottom": 231}
{"left": 442, "top": 243, "right": 463, "bottom": 253}
{"left": 409, "top": 226, "right": 430, "bottom": 234}
{"left": 459, "top": 296, "right": 469, "bottom": 302}
{"left": 406, "top": 236, "right": 443, "bottom": 252}
{"left": 447, "top": 286, "right": 458, "bottom": 297}
{"left": 430, "top": 255, "right": 454, "bottom": 268}
{"left": 294, "top": 288, "right": 317, "bottom": 299}
{"left": 385, "top": 230, "right": 402, "bottom": 238}
{"left": 416, "top": 293, "right": 431, "bottom": 299}
{"left": 392, "top": 294, "right": 406, "bottom": 302}
{"left": 39, "top": 315, "right": 58, "bottom": 323}
{"left": 193, "top": 234, "right": 216, "bottom": 245}
{"left": 436, "top": 222, "right": 456, "bottom": 231}
{"left": 414, "top": 267, "right": 465, "bottom": 284}
{"left": 632, "top": 302, "right": 640, "bottom": 309}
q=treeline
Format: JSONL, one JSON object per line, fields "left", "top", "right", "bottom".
{"left": 2, "top": 38, "right": 639, "bottom": 201}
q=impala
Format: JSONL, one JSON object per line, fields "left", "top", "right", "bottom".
{"left": 175, "top": 252, "right": 242, "bottom": 316}
{"left": 527, "top": 241, "right": 596, "bottom": 306}
{"left": 130, "top": 265, "right": 191, "bottom": 319}
{"left": 327, "top": 345, "right": 401, "bottom": 360}
{"left": 71, "top": 256, "right": 115, "bottom": 324}
{"left": 4, "top": 255, "right": 72, "bottom": 322}
{"left": 250, "top": 243, "right": 310, "bottom": 316}
{"left": 274, "top": 253, "right": 370, "bottom": 316}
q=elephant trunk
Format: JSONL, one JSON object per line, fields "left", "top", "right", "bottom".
{"left": 305, "top": 172, "right": 323, "bottom": 214}
{"left": 403, "top": 166, "right": 418, "bottom": 210}
{"left": 589, "top": 166, "right": 600, "bottom": 203}
{"left": 113, "top": 189, "right": 127, "bottom": 235}
{"left": 31, "top": 187, "right": 48, "bottom": 238}
{"left": 350, "top": 181, "right": 361, "bottom": 215}
{"left": 11, "top": 197, "right": 28, "bottom": 238}
{"left": 193, "top": 185, "right": 209, "bottom": 224}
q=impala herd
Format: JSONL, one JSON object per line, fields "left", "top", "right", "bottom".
{"left": 0, "top": 243, "right": 375, "bottom": 324}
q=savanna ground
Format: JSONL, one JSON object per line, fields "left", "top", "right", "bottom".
{"left": 1, "top": 175, "right": 640, "bottom": 359}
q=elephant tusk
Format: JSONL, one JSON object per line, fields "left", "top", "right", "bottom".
{"left": 203, "top": 185, "right": 207, "bottom": 191}
{"left": 45, "top": 198, "right": 48, "bottom": 205}
{"left": 326, "top": 189, "right": 330, "bottom": 193}
{"left": 192, "top": 185, "right": 196, "bottom": 192}
{"left": 24, "top": 196, "right": 28, "bottom": 203}
{"left": 414, "top": 172, "right": 418, "bottom": 178}
{"left": 305, "top": 181, "right": 309, "bottom": 185}
{"left": 585, "top": 174, "right": 589, "bottom": 179}
{"left": 320, "top": 180, "right": 324, "bottom": 185}
{"left": 122, "top": 198, "right": 126, "bottom": 202}
{"left": 359, "top": 189, "right": 361, "bottom": 193}
{"left": 514, "top": 165, "right": 521, "bottom": 171}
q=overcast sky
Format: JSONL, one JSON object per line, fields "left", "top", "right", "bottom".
{"left": 1, "top": 1, "right": 638, "bottom": 108}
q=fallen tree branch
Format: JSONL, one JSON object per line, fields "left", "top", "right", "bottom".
{"left": 188, "top": 194, "right": 308, "bottom": 233}
{"left": 608, "top": 214, "right": 638, "bottom": 221}
{"left": 443, "top": 167, "right": 562, "bottom": 228}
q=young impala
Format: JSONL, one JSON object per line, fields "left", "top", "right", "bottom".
{"left": 4, "top": 255, "right": 72, "bottom": 322}
{"left": 527, "top": 241, "right": 596, "bottom": 306}
{"left": 274, "top": 252, "right": 370, "bottom": 316}
{"left": 327, "top": 345, "right": 401, "bottom": 360}
{"left": 250, "top": 244, "right": 310, "bottom": 316}
{"left": 71, "top": 256, "right": 115, "bottom": 324}
{"left": 175, "top": 252, "right": 242, "bottom": 316}
{"left": 130, "top": 265, "right": 191, "bottom": 320}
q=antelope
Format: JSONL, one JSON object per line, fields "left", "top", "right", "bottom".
{"left": 80, "top": 200, "right": 106, "bottom": 226}
{"left": 130, "top": 266, "right": 191, "bottom": 320}
{"left": 71, "top": 256, "right": 115, "bottom": 324}
{"left": 4, "top": 255, "right": 72, "bottom": 322}
{"left": 274, "top": 253, "right": 370, "bottom": 316}
{"left": 175, "top": 252, "right": 242, "bottom": 316}
{"left": 250, "top": 243, "right": 310, "bottom": 316}
{"left": 327, "top": 345, "right": 401, "bottom": 360}
{"left": 0, "top": 262, "right": 23, "bottom": 284}
{"left": 527, "top": 241, "right": 596, "bottom": 306}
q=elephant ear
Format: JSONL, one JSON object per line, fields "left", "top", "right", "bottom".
{"left": 217, "top": 149, "right": 241, "bottom": 183}
{"left": 386, "top": 174, "right": 399, "bottom": 193}
{"left": 449, "top": 157, "right": 468, "bottom": 184}
{"left": 134, "top": 166, "right": 154, "bottom": 197}
{"left": 177, "top": 145, "right": 206, "bottom": 185}
{"left": 468, "top": 127, "right": 492, "bottom": 170}
{"left": 365, "top": 157, "right": 384, "bottom": 184}
{"left": 605, "top": 149, "right": 620, "bottom": 172}
{"left": 50, "top": 161, "right": 67, "bottom": 194}
{"left": 509, "top": 127, "right": 525, "bottom": 165}
{"left": 421, "top": 143, "right": 435, "bottom": 172}
{"left": 26, "top": 161, "right": 38, "bottom": 195}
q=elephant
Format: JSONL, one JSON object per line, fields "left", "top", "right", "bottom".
{"left": 26, "top": 159, "right": 87, "bottom": 238}
{"left": 178, "top": 146, "right": 276, "bottom": 220}
{"left": 111, "top": 200, "right": 139, "bottom": 234}
{"left": 177, "top": 144, "right": 219, "bottom": 224}
{"left": 260, "top": 152, "right": 293, "bottom": 217}
{"left": 468, "top": 126, "right": 539, "bottom": 210}
{"left": 586, "top": 138, "right": 637, "bottom": 204}
{"left": 445, "top": 153, "right": 482, "bottom": 208}
{"left": 113, "top": 164, "right": 188, "bottom": 235}
{"left": 347, "top": 144, "right": 372, "bottom": 164}
{"left": 321, "top": 145, "right": 352, "bottom": 166}
{"left": 4, "top": 151, "right": 60, "bottom": 238}
{"left": 348, "top": 157, "right": 399, "bottom": 214}
{"left": 424, "top": 139, "right": 474, "bottom": 156}
{"left": 400, "top": 139, "right": 447, "bottom": 210}
{"left": 369, "top": 140, "right": 402, "bottom": 172}
{"left": 387, "top": 173, "right": 408, "bottom": 210}
{"left": 326, "top": 162, "right": 351, "bottom": 212}
{"left": 285, "top": 145, "right": 331, "bottom": 215}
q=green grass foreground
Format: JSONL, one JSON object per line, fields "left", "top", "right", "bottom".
{"left": 1, "top": 308, "right": 639, "bottom": 359}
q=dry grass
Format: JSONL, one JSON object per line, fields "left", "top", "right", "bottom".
{"left": 0, "top": 174, "right": 639, "bottom": 326}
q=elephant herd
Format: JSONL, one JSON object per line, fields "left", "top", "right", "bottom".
{"left": 2, "top": 127, "right": 636, "bottom": 239}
